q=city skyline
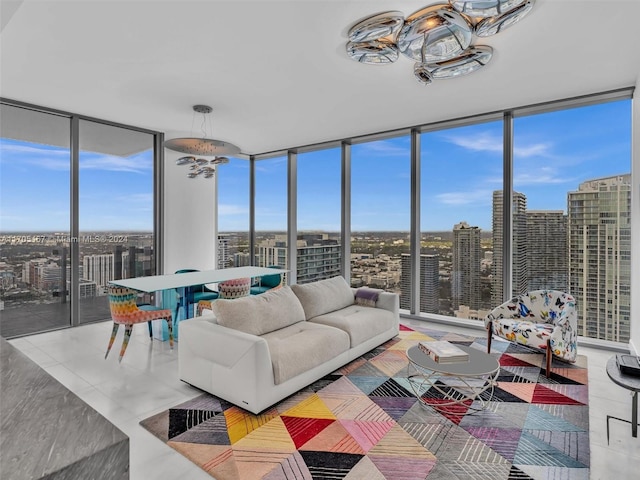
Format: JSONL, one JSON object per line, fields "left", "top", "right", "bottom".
{"left": 1, "top": 100, "right": 631, "bottom": 232}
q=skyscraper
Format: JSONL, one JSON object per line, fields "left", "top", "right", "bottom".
{"left": 568, "top": 174, "right": 631, "bottom": 342}
{"left": 257, "top": 233, "right": 341, "bottom": 284}
{"left": 452, "top": 221, "right": 482, "bottom": 310}
{"left": 400, "top": 253, "right": 439, "bottom": 313}
{"left": 526, "top": 210, "right": 567, "bottom": 291}
{"left": 491, "top": 190, "right": 527, "bottom": 306}
{"left": 83, "top": 254, "right": 114, "bottom": 288}
{"left": 217, "top": 235, "right": 230, "bottom": 269}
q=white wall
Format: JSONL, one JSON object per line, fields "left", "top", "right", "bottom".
{"left": 162, "top": 152, "right": 217, "bottom": 274}
{"left": 631, "top": 80, "right": 640, "bottom": 356}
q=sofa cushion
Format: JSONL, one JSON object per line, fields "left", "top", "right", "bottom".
{"left": 211, "top": 286, "right": 305, "bottom": 336}
{"left": 308, "top": 305, "right": 395, "bottom": 347}
{"left": 290, "top": 276, "right": 354, "bottom": 320}
{"left": 262, "top": 322, "right": 350, "bottom": 384}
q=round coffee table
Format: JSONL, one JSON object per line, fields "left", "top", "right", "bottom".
{"left": 406, "top": 344, "right": 500, "bottom": 415}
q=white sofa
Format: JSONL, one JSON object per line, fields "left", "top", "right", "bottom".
{"left": 178, "top": 276, "right": 399, "bottom": 414}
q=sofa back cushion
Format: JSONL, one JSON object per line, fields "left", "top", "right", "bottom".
{"left": 290, "top": 276, "right": 354, "bottom": 320}
{"left": 212, "top": 285, "right": 305, "bottom": 336}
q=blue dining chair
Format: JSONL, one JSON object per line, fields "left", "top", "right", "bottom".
{"left": 174, "top": 269, "right": 219, "bottom": 321}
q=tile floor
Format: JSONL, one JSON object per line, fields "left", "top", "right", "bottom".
{"left": 8, "top": 319, "right": 640, "bottom": 480}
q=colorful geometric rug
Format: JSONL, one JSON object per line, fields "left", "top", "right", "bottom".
{"left": 140, "top": 324, "right": 590, "bottom": 479}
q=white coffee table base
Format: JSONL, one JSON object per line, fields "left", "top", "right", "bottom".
{"left": 406, "top": 345, "right": 500, "bottom": 415}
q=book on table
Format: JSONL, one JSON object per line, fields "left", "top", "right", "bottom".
{"left": 418, "top": 340, "right": 469, "bottom": 364}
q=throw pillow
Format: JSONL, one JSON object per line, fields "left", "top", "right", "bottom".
{"left": 290, "top": 276, "right": 354, "bottom": 320}
{"left": 354, "top": 287, "right": 381, "bottom": 307}
{"left": 212, "top": 285, "right": 305, "bottom": 336}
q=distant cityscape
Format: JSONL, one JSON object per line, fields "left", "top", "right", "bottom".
{"left": 0, "top": 174, "right": 631, "bottom": 343}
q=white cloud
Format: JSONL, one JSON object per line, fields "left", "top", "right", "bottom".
{"left": 435, "top": 189, "right": 493, "bottom": 206}
{"left": 218, "top": 204, "right": 249, "bottom": 216}
{"left": 442, "top": 131, "right": 552, "bottom": 158}
{"left": 358, "top": 141, "right": 410, "bottom": 157}
{"left": 80, "top": 154, "right": 150, "bottom": 174}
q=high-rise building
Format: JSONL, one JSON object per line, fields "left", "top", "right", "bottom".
{"left": 400, "top": 253, "right": 439, "bottom": 313}
{"left": 83, "top": 254, "right": 114, "bottom": 287}
{"left": 217, "top": 235, "right": 230, "bottom": 269}
{"left": 452, "top": 221, "right": 482, "bottom": 310}
{"left": 526, "top": 210, "right": 567, "bottom": 291}
{"left": 568, "top": 174, "right": 631, "bottom": 342}
{"left": 257, "top": 233, "right": 341, "bottom": 284}
{"left": 233, "top": 252, "right": 252, "bottom": 267}
{"left": 491, "top": 190, "right": 527, "bottom": 306}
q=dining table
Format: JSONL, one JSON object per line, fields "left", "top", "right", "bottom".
{"left": 108, "top": 266, "right": 288, "bottom": 338}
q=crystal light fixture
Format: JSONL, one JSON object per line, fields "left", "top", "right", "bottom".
{"left": 346, "top": 0, "right": 535, "bottom": 85}
{"left": 165, "top": 105, "right": 240, "bottom": 179}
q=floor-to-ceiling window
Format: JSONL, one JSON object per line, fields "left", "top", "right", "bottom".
{"left": 78, "top": 119, "right": 156, "bottom": 324}
{"left": 420, "top": 120, "right": 502, "bottom": 320}
{"left": 514, "top": 99, "right": 632, "bottom": 342}
{"left": 217, "top": 157, "right": 249, "bottom": 269}
{"left": 242, "top": 90, "right": 634, "bottom": 346}
{"left": 0, "top": 101, "right": 160, "bottom": 338}
{"left": 254, "top": 155, "right": 288, "bottom": 270}
{"left": 297, "top": 148, "right": 341, "bottom": 284}
{"left": 0, "top": 104, "right": 71, "bottom": 337}
{"left": 351, "top": 137, "right": 411, "bottom": 302}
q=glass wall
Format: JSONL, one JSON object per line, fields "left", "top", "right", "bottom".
{"left": 297, "top": 148, "right": 341, "bottom": 284}
{"left": 351, "top": 137, "right": 411, "bottom": 303}
{"left": 254, "top": 155, "right": 288, "bottom": 270}
{"left": 246, "top": 93, "right": 632, "bottom": 345}
{"left": 0, "top": 104, "right": 71, "bottom": 337}
{"left": 78, "top": 119, "right": 156, "bottom": 324}
{"left": 0, "top": 101, "right": 160, "bottom": 338}
{"left": 217, "top": 157, "right": 250, "bottom": 269}
{"left": 514, "top": 100, "right": 632, "bottom": 342}
{"left": 420, "top": 121, "right": 502, "bottom": 319}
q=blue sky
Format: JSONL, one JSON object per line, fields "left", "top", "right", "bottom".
{"left": 0, "top": 140, "right": 153, "bottom": 232}
{"left": 1, "top": 100, "right": 632, "bottom": 233}
{"left": 223, "top": 99, "right": 632, "bottom": 232}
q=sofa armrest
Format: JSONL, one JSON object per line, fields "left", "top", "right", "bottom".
{"left": 179, "top": 318, "right": 270, "bottom": 369}
{"left": 375, "top": 291, "right": 399, "bottom": 316}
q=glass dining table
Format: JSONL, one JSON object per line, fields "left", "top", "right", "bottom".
{"left": 108, "top": 266, "right": 288, "bottom": 339}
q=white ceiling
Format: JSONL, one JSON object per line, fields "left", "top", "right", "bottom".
{"left": 1, "top": 0, "right": 639, "bottom": 156}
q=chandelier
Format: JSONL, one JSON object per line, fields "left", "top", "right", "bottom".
{"left": 346, "top": 0, "right": 535, "bottom": 85}
{"left": 164, "top": 105, "right": 240, "bottom": 179}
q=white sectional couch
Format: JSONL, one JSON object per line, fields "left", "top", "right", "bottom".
{"left": 178, "top": 276, "right": 399, "bottom": 414}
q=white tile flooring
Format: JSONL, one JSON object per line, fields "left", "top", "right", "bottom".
{"left": 8, "top": 319, "right": 640, "bottom": 480}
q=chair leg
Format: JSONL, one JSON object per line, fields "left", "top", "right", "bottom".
{"left": 118, "top": 324, "right": 133, "bottom": 363}
{"left": 147, "top": 321, "right": 153, "bottom": 338}
{"left": 486, "top": 321, "right": 493, "bottom": 354}
{"left": 166, "top": 318, "right": 174, "bottom": 349}
{"left": 545, "top": 339, "right": 552, "bottom": 377}
{"left": 105, "top": 323, "right": 120, "bottom": 359}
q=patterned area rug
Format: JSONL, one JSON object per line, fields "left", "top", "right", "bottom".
{"left": 140, "top": 324, "right": 590, "bottom": 479}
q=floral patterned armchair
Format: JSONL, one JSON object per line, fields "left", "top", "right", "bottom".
{"left": 484, "top": 290, "right": 577, "bottom": 376}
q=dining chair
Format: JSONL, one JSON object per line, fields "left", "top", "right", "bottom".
{"left": 197, "top": 277, "right": 251, "bottom": 316}
{"left": 105, "top": 285, "right": 174, "bottom": 362}
{"left": 250, "top": 265, "right": 283, "bottom": 295}
{"left": 174, "top": 269, "right": 219, "bottom": 321}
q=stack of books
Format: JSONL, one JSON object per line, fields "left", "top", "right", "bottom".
{"left": 418, "top": 340, "right": 469, "bottom": 364}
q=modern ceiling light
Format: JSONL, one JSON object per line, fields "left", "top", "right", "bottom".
{"left": 165, "top": 104, "right": 240, "bottom": 179}
{"left": 346, "top": 0, "right": 535, "bottom": 84}
{"left": 474, "top": 0, "right": 535, "bottom": 37}
{"left": 396, "top": 5, "right": 473, "bottom": 64}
